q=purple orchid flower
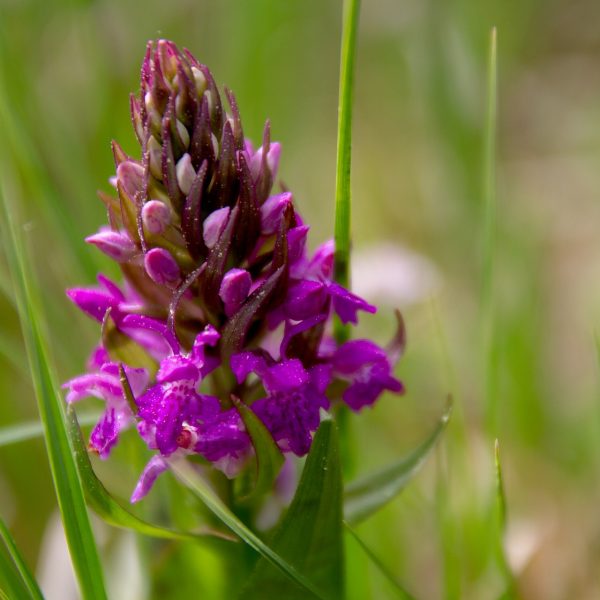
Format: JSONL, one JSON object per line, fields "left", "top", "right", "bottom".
{"left": 65, "top": 38, "right": 405, "bottom": 504}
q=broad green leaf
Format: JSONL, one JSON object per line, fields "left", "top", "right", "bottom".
{"left": 333, "top": 0, "right": 361, "bottom": 344}
{"left": 233, "top": 397, "right": 284, "bottom": 502}
{"left": 0, "top": 517, "right": 44, "bottom": 600}
{"left": 0, "top": 411, "right": 99, "bottom": 448}
{"left": 0, "top": 188, "right": 108, "bottom": 600}
{"left": 239, "top": 420, "right": 344, "bottom": 600}
{"left": 345, "top": 400, "right": 452, "bottom": 525}
{"left": 170, "top": 457, "right": 325, "bottom": 600}
{"left": 344, "top": 522, "right": 416, "bottom": 600}
{"left": 66, "top": 406, "right": 235, "bottom": 544}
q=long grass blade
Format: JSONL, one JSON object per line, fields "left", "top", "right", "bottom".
{"left": 481, "top": 27, "right": 499, "bottom": 435}
{"left": 0, "top": 518, "right": 44, "bottom": 600}
{"left": 333, "top": 0, "right": 361, "bottom": 343}
{"left": 0, "top": 186, "right": 108, "bottom": 600}
{"left": 0, "top": 411, "right": 100, "bottom": 448}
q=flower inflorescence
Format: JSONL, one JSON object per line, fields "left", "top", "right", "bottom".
{"left": 64, "top": 39, "right": 404, "bottom": 502}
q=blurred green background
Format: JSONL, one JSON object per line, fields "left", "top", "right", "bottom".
{"left": 1, "top": 0, "right": 600, "bottom": 598}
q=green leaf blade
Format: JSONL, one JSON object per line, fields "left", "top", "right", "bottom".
{"left": 170, "top": 457, "right": 325, "bottom": 600}
{"left": 0, "top": 518, "right": 44, "bottom": 600}
{"left": 344, "top": 400, "right": 452, "bottom": 525}
{"left": 233, "top": 397, "right": 284, "bottom": 502}
{"left": 0, "top": 189, "right": 108, "bottom": 600}
{"left": 66, "top": 406, "right": 234, "bottom": 544}
{"left": 240, "top": 419, "right": 344, "bottom": 600}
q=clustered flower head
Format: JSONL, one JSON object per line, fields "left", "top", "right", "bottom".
{"left": 64, "top": 39, "right": 405, "bottom": 502}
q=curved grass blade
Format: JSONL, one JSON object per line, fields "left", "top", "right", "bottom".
{"left": 0, "top": 517, "right": 44, "bottom": 600}
{"left": 344, "top": 522, "right": 416, "bottom": 600}
{"left": 239, "top": 420, "right": 344, "bottom": 600}
{"left": 333, "top": 0, "right": 361, "bottom": 343}
{"left": 0, "top": 188, "right": 108, "bottom": 600}
{"left": 66, "top": 406, "right": 234, "bottom": 544}
{"left": 345, "top": 399, "right": 452, "bottom": 525}
{"left": 169, "top": 458, "right": 325, "bottom": 600}
{"left": 233, "top": 397, "right": 284, "bottom": 503}
{"left": 0, "top": 411, "right": 100, "bottom": 448}
{"left": 493, "top": 440, "right": 517, "bottom": 598}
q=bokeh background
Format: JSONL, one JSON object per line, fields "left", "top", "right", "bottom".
{"left": 1, "top": 0, "right": 600, "bottom": 598}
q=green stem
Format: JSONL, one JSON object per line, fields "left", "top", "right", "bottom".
{"left": 333, "top": 0, "right": 361, "bottom": 345}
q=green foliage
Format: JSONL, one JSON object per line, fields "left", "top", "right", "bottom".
{"left": 333, "top": 0, "right": 361, "bottom": 343}
{"left": 66, "top": 406, "right": 234, "bottom": 545}
{"left": 0, "top": 190, "right": 107, "bottom": 600}
{"left": 233, "top": 397, "right": 284, "bottom": 502}
{"left": 240, "top": 419, "right": 344, "bottom": 600}
{"left": 345, "top": 400, "right": 452, "bottom": 525}
{"left": 0, "top": 518, "right": 43, "bottom": 600}
{"left": 170, "top": 457, "right": 325, "bottom": 599}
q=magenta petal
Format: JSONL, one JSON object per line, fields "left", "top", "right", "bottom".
{"left": 328, "top": 283, "right": 376, "bottom": 324}
{"left": 262, "top": 359, "right": 309, "bottom": 394}
{"left": 285, "top": 280, "right": 327, "bottom": 321}
{"left": 66, "top": 288, "right": 114, "bottom": 322}
{"left": 130, "top": 455, "right": 168, "bottom": 503}
{"left": 89, "top": 408, "right": 121, "bottom": 459}
{"left": 230, "top": 351, "right": 269, "bottom": 384}
{"left": 121, "top": 314, "right": 180, "bottom": 354}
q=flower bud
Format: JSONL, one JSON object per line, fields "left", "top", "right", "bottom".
{"left": 260, "top": 192, "right": 293, "bottom": 235}
{"left": 148, "top": 136, "right": 163, "bottom": 180}
{"left": 203, "top": 206, "right": 230, "bottom": 249}
{"left": 219, "top": 269, "right": 252, "bottom": 316}
{"left": 85, "top": 229, "right": 136, "bottom": 262}
{"left": 142, "top": 200, "right": 171, "bottom": 236}
{"left": 144, "top": 247, "right": 181, "bottom": 286}
{"left": 176, "top": 153, "right": 196, "bottom": 195}
{"left": 117, "top": 161, "right": 144, "bottom": 202}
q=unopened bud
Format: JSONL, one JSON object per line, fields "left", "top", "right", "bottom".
{"left": 191, "top": 67, "right": 207, "bottom": 96}
{"left": 117, "top": 161, "right": 144, "bottom": 201}
{"left": 144, "top": 248, "right": 181, "bottom": 287}
{"left": 86, "top": 229, "right": 136, "bottom": 263}
{"left": 260, "top": 192, "right": 293, "bottom": 235}
{"left": 219, "top": 269, "right": 252, "bottom": 317}
{"left": 176, "top": 153, "right": 195, "bottom": 195}
{"left": 148, "top": 136, "right": 162, "bottom": 180}
{"left": 203, "top": 207, "right": 230, "bottom": 249}
{"left": 142, "top": 200, "right": 171, "bottom": 236}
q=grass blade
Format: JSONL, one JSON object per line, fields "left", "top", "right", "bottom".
{"left": 481, "top": 27, "right": 499, "bottom": 435}
{"left": 333, "top": 0, "right": 361, "bottom": 335}
{"left": 345, "top": 399, "right": 452, "bottom": 525}
{"left": 0, "top": 518, "right": 44, "bottom": 600}
{"left": 0, "top": 411, "right": 100, "bottom": 448}
{"left": 344, "top": 522, "right": 416, "bottom": 600}
{"left": 66, "top": 406, "right": 234, "bottom": 544}
{"left": 240, "top": 420, "right": 344, "bottom": 600}
{"left": 170, "top": 458, "right": 326, "bottom": 600}
{"left": 0, "top": 187, "right": 108, "bottom": 600}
